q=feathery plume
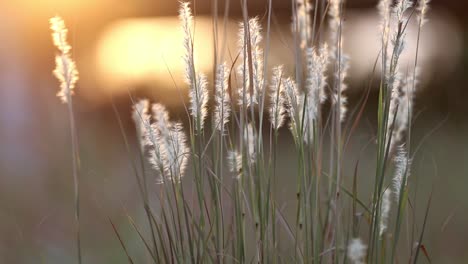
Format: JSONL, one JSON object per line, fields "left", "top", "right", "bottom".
{"left": 150, "top": 103, "right": 173, "bottom": 182}
{"left": 50, "top": 16, "right": 81, "bottom": 263}
{"left": 381, "top": 0, "right": 413, "bottom": 153}
{"left": 292, "top": 0, "right": 313, "bottom": 49}
{"left": 132, "top": 99, "right": 151, "bottom": 150}
{"left": 328, "top": 0, "right": 345, "bottom": 58}
{"left": 330, "top": 55, "right": 350, "bottom": 123}
{"left": 395, "top": 0, "right": 414, "bottom": 23}
{"left": 160, "top": 123, "right": 190, "bottom": 183}
{"left": 386, "top": 77, "right": 401, "bottom": 152}
{"left": 179, "top": 1, "right": 194, "bottom": 85}
{"left": 387, "top": 0, "right": 413, "bottom": 74}
{"left": 136, "top": 103, "right": 168, "bottom": 182}
{"left": 393, "top": 145, "right": 411, "bottom": 201}
{"left": 305, "top": 45, "right": 329, "bottom": 105}
{"left": 133, "top": 101, "right": 190, "bottom": 184}
{"left": 328, "top": 0, "right": 342, "bottom": 49}
{"left": 227, "top": 150, "right": 243, "bottom": 179}
{"left": 338, "top": 91, "right": 349, "bottom": 122}
{"left": 148, "top": 145, "right": 167, "bottom": 184}
{"left": 418, "top": 0, "right": 431, "bottom": 26}
{"left": 50, "top": 16, "right": 79, "bottom": 104}
{"left": 383, "top": 0, "right": 422, "bottom": 152}
{"left": 50, "top": 16, "right": 71, "bottom": 54}
{"left": 152, "top": 104, "right": 189, "bottom": 183}
{"left": 395, "top": 73, "right": 415, "bottom": 140}
{"left": 347, "top": 238, "right": 367, "bottom": 264}
{"left": 214, "top": 62, "right": 231, "bottom": 131}
{"left": 328, "top": 0, "right": 350, "bottom": 123}
{"left": 377, "top": 0, "right": 392, "bottom": 45}
{"left": 244, "top": 123, "right": 257, "bottom": 164}
{"left": 379, "top": 189, "right": 392, "bottom": 237}
{"left": 269, "top": 65, "right": 287, "bottom": 130}
{"left": 284, "top": 77, "right": 304, "bottom": 137}
{"left": 152, "top": 103, "right": 171, "bottom": 141}
{"left": 387, "top": 71, "right": 416, "bottom": 152}
{"left": 189, "top": 73, "right": 209, "bottom": 131}
{"left": 179, "top": 2, "right": 209, "bottom": 132}
{"left": 303, "top": 46, "right": 326, "bottom": 143}
{"left": 304, "top": 45, "right": 330, "bottom": 142}
{"left": 237, "top": 17, "right": 264, "bottom": 107}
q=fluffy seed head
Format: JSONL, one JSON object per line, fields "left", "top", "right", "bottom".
{"left": 53, "top": 55, "right": 79, "bottom": 104}
{"left": 284, "top": 77, "right": 303, "bottom": 136}
{"left": 50, "top": 16, "right": 71, "bottom": 54}
{"left": 133, "top": 102, "right": 168, "bottom": 180}
{"left": 379, "top": 189, "right": 392, "bottom": 237}
{"left": 132, "top": 99, "right": 151, "bottom": 150}
{"left": 159, "top": 123, "right": 190, "bottom": 183}
{"left": 347, "top": 238, "right": 367, "bottom": 264}
{"left": 328, "top": 0, "right": 344, "bottom": 57}
{"left": 179, "top": 1, "right": 194, "bottom": 85}
{"left": 50, "top": 16, "right": 79, "bottom": 104}
{"left": 178, "top": 2, "right": 209, "bottom": 132}
{"left": 304, "top": 45, "right": 330, "bottom": 142}
{"left": 149, "top": 104, "right": 171, "bottom": 180}
{"left": 393, "top": 145, "right": 411, "bottom": 201}
{"left": 327, "top": 1, "right": 349, "bottom": 123}
{"left": 418, "top": 0, "right": 431, "bottom": 26}
{"left": 269, "top": 65, "right": 287, "bottom": 130}
{"left": 237, "top": 17, "right": 264, "bottom": 107}
{"left": 387, "top": 88, "right": 399, "bottom": 153}
{"left": 244, "top": 123, "right": 257, "bottom": 165}
{"left": 227, "top": 150, "right": 243, "bottom": 178}
{"left": 152, "top": 103, "right": 172, "bottom": 140}
{"left": 189, "top": 73, "right": 209, "bottom": 132}
{"left": 214, "top": 62, "right": 231, "bottom": 131}
{"left": 133, "top": 100, "right": 190, "bottom": 184}
{"left": 387, "top": 71, "right": 416, "bottom": 153}
{"left": 153, "top": 104, "right": 190, "bottom": 183}
{"left": 330, "top": 55, "right": 350, "bottom": 123}
{"left": 305, "top": 44, "right": 329, "bottom": 104}
{"left": 395, "top": 0, "right": 414, "bottom": 23}
{"left": 378, "top": 0, "right": 392, "bottom": 44}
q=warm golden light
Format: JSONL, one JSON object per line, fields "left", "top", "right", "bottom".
{"left": 10, "top": 0, "right": 101, "bottom": 13}
{"left": 95, "top": 17, "right": 215, "bottom": 92}
{"left": 81, "top": 11, "right": 460, "bottom": 104}
{"left": 344, "top": 11, "right": 462, "bottom": 85}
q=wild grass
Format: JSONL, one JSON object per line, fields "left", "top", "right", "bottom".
{"left": 50, "top": 16, "right": 82, "bottom": 264}
{"left": 51, "top": 0, "right": 432, "bottom": 263}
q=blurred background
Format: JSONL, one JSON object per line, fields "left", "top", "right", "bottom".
{"left": 0, "top": 0, "right": 467, "bottom": 263}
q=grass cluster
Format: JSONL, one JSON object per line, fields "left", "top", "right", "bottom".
{"left": 50, "top": 0, "right": 432, "bottom": 263}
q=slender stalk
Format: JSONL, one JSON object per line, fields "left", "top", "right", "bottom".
{"left": 66, "top": 93, "right": 82, "bottom": 264}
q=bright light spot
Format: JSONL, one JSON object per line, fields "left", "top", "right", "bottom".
{"left": 10, "top": 0, "right": 100, "bottom": 13}
{"left": 95, "top": 17, "right": 214, "bottom": 92}
{"left": 344, "top": 11, "right": 462, "bottom": 86}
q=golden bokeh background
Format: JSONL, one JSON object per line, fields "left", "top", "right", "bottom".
{"left": 0, "top": 0, "right": 467, "bottom": 263}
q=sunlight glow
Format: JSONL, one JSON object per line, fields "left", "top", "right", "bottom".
{"left": 95, "top": 17, "right": 214, "bottom": 91}
{"left": 11, "top": 0, "right": 98, "bottom": 13}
